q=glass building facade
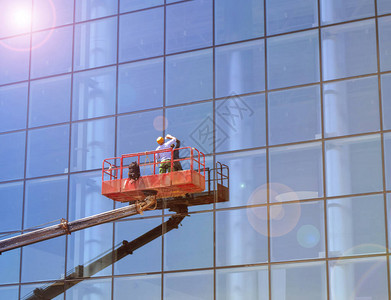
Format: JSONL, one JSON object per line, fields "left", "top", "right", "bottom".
{"left": 0, "top": 0, "right": 390, "bottom": 299}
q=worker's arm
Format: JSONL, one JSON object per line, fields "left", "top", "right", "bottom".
{"left": 165, "top": 134, "right": 177, "bottom": 148}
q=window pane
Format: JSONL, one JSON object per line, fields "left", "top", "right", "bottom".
{"left": 29, "top": 75, "right": 71, "bottom": 127}
{"left": 74, "top": 17, "right": 117, "bottom": 71}
{"left": 216, "top": 207, "right": 268, "bottom": 266}
{"left": 325, "top": 135, "right": 383, "bottom": 197}
{"left": 24, "top": 176, "right": 67, "bottom": 228}
{"left": 216, "top": 40, "right": 265, "bottom": 98}
{"left": 0, "top": 83, "right": 27, "bottom": 133}
{"left": 267, "top": 30, "right": 319, "bottom": 89}
{"left": 0, "top": 131, "right": 25, "bottom": 182}
{"left": 379, "top": 16, "right": 391, "bottom": 72}
{"left": 33, "top": 0, "right": 74, "bottom": 31}
{"left": 269, "top": 85, "right": 321, "bottom": 145}
{"left": 271, "top": 201, "right": 325, "bottom": 262}
{"left": 320, "top": 0, "right": 375, "bottom": 25}
{"left": 215, "top": 0, "right": 264, "bottom": 44}
{"left": 0, "top": 286, "right": 19, "bottom": 299}
{"left": 166, "top": 0, "right": 212, "bottom": 53}
{"left": 0, "top": 243, "right": 20, "bottom": 284}
{"left": 70, "top": 117, "right": 115, "bottom": 172}
{"left": 118, "top": 59, "right": 163, "bottom": 113}
{"left": 269, "top": 142, "right": 323, "bottom": 201}
{"left": 0, "top": 182, "right": 23, "bottom": 232}
{"left": 21, "top": 283, "right": 63, "bottom": 300}
{"left": 323, "top": 76, "right": 380, "bottom": 137}
{"left": 271, "top": 261, "right": 327, "bottom": 300}
{"left": 166, "top": 49, "right": 213, "bottom": 105}
{"left": 75, "top": 0, "right": 117, "bottom": 22}
{"left": 120, "top": 0, "right": 163, "bottom": 13}
{"left": 119, "top": 8, "right": 163, "bottom": 62}
{"left": 382, "top": 74, "right": 391, "bottom": 130}
{"left": 322, "top": 20, "right": 377, "bottom": 81}
{"left": 216, "top": 94, "right": 266, "bottom": 152}
{"left": 114, "top": 275, "right": 161, "bottom": 300}
{"left": 27, "top": 125, "right": 69, "bottom": 178}
{"left": 266, "top": 0, "right": 318, "bottom": 35}
{"left": 378, "top": 0, "right": 391, "bottom": 14}
{"left": 329, "top": 257, "right": 388, "bottom": 300}
{"left": 72, "top": 66, "right": 116, "bottom": 121}
{"left": 66, "top": 278, "right": 112, "bottom": 298}
{"left": 0, "top": 35, "right": 30, "bottom": 85}
{"left": 0, "top": 0, "right": 32, "bottom": 38}
{"left": 31, "top": 26, "right": 73, "bottom": 78}
{"left": 385, "top": 133, "right": 391, "bottom": 191}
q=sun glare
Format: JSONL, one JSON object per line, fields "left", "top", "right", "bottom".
{"left": 10, "top": 7, "right": 31, "bottom": 30}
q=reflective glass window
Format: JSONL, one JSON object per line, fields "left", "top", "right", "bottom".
{"left": 382, "top": 74, "right": 391, "bottom": 130}
{"left": 217, "top": 266, "right": 269, "bottom": 300}
{"left": 31, "top": 26, "right": 73, "bottom": 78}
{"left": 120, "top": 0, "right": 163, "bottom": 13}
{"left": 166, "top": 0, "right": 213, "bottom": 54}
{"left": 269, "top": 142, "right": 323, "bottom": 201}
{"left": 271, "top": 262, "right": 327, "bottom": 300}
{"left": 0, "top": 286, "right": 19, "bottom": 299}
{"left": 216, "top": 40, "right": 265, "bottom": 98}
{"left": 70, "top": 117, "right": 115, "bottom": 172}
{"left": 164, "top": 270, "right": 213, "bottom": 300}
{"left": 271, "top": 201, "right": 325, "bottom": 262}
{"left": 267, "top": 30, "right": 319, "bottom": 89}
{"left": 66, "top": 278, "right": 112, "bottom": 298}
{"left": 21, "top": 236, "right": 65, "bottom": 282}
{"left": 0, "top": 182, "right": 23, "bottom": 232}
{"left": 329, "top": 257, "right": 388, "bottom": 300}
{"left": 215, "top": 0, "right": 264, "bottom": 44}
{"left": 29, "top": 75, "right": 71, "bottom": 127}
{"left": 385, "top": 133, "right": 391, "bottom": 191}
{"left": 320, "top": 0, "right": 375, "bottom": 25}
{"left": 24, "top": 176, "right": 67, "bottom": 228}
{"left": 266, "top": 0, "right": 318, "bottom": 35}
{"left": 21, "top": 284, "right": 63, "bottom": 300}
{"left": 216, "top": 207, "right": 268, "bottom": 266}
{"left": 325, "top": 134, "right": 383, "bottom": 197}
{"left": 0, "top": 0, "right": 32, "bottom": 38}
{"left": 74, "top": 17, "right": 117, "bottom": 71}
{"left": 322, "top": 20, "right": 377, "bottom": 81}
{"left": 114, "top": 218, "right": 162, "bottom": 275}
{"left": 216, "top": 94, "right": 266, "bottom": 152}
{"left": 323, "top": 76, "right": 380, "bottom": 138}
{"left": 0, "top": 242, "right": 20, "bottom": 284}
{"left": 0, "top": 35, "right": 30, "bottom": 85}
{"left": 379, "top": 16, "right": 391, "bottom": 72}
{"left": 0, "top": 83, "right": 27, "bottom": 133}
{"left": 378, "top": 0, "right": 391, "bottom": 15}
{"left": 72, "top": 66, "right": 116, "bottom": 121}
{"left": 33, "top": 0, "right": 74, "bottom": 31}
{"left": 166, "top": 102, "right": 213, "bottom": 154}
{"left": 165, "top": 212, "right": 212, "bottom": 271}
{"left": 119, "top": 8, "right": 163, "bottom": 62}
{"left": 75, "top": 0, "right": 117, "bottom": 22}
{"left": 0, "top": 131, "right": 25, "bottom": 182}
{"left": 269, "top": 85, "right": 321, "bottom": 145}
{"left": 114, "top": 275, "right": 161, "bottom": 299}
{"left": 118, "top": 58, "right": 163, "bottom": 113}
{"left": 26, "top": 125, "right": 69, "bottom": 178}
{"left": 166, "top": 49, "right": 213, "bottom": 106}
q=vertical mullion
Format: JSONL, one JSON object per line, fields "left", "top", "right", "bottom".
{"left": 212, "top": 0, "right": 216, "bottom": 299}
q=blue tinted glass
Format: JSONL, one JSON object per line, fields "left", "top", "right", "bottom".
{"left": 66, "top": 278, "right": 111, "bottom": 298}
{"left": 216, "top": 40, "right": 265, "bottom": 98}
{"left": 117, "top": 110, "right": 163, "bottom": 155}
{"left": 382, "top": 74, "right": 391, "bottom": 130}
{"left": 378, "top": 0, "right": 391, "bottom": 14}
{"left": 71, "top": 118, "right": 115, "bottom": 172}
{"left": 74, "top": 17, "right": 117, "bottom": 71}
{"left": 114, "top": 275, "right": 161, "bottom": 299}
{"left": 0, "top": 286, "right": 19, "bottom": 299}
{"left": 72, "top": 66, "right": 116, "bottom": 121}
{"left": 0, "top": 83, "right": 28, "bottom": 133}
{"left": 0, "top": 35, "right": 30, "bottom": 85}
{"left": 166, "top": 0, "right": 213, "bottom": 53}
{"left": 166, "top": 102, "right": 213, "bottom": 154}
{"left": 323, "top": 76, "right": 380, "bottom": 137}
{"left": 26, "top": 125, "right": 69, "bottom": 178}
{"left": 120, "top": 0, "right": 163, "bottom": 12}
{"left": 75, "top": 0, "right": 117, "bottom": 22}
{"left": 379, "top": 16, "right": 391, "bottom": 72}
{"left": 0, "top": 245, "right": 20, "bottom": 284}
{"left": 216, "top": 94, "right": 266, "bottom": 152}
{"left": 119, "top": 8, "right": 163, "bottom": 62}
{"left": 31, "top": 26, "right": 73, "bottom": 78}
{"left": 0, "top": 131, "right": 25, "bottom": 182}
{"left": 322, "top": 20, "right": 377, "bottom": 81}
{"left": 0, "top": 182, "right": 23, "bottom": 232}
{"left": 269, "top": 143, "right": 323, "bottom": 201}
{"left": 33, "top": 0, "right": 74, "bottom": 31}
{"left": 266, "top": 0, "right": 318, "bottom": 35}
{"left": 0, "top": 0, "right": 32, "bottom": 38}
{"left": 268, "top": 30, "right": 319, "bottom": 89}
{"left": 21, "top": 284, "right": 63, "bottom": 300}
{"left": 269, "top": 85, "right": 321, "bottom": 145}
{"left": 215, "top": 0, "right": 264, "bottom": 44}
{"left": 29, "top": 75, "right": 71, "bottom": 127}
{"left": 320, "top": 0, "right": 375, "bottom": 25}
{"left": 385, "top": 133, "right": 391, "bottom": 191}
{"left": 118, "top": 58, "right": 163, "bottom": 113}
{"left": 325, "top": 134, "right": 383, "bottom": 197}
{"left": 166, "top": 49, "right": 213, "bottom": 105}
{"left": 24, "top": 176, "right": 67, "bottom": 228}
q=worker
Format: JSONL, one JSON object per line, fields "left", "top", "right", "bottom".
{"left": 156, "top": 134, "right": 179, "bottom": 173}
